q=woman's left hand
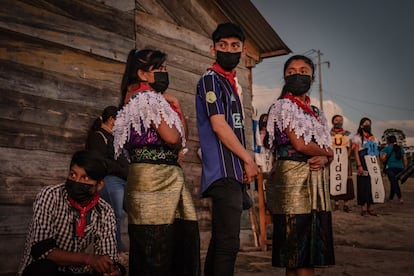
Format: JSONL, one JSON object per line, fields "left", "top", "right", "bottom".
{"left": 308, "top": 156, "right": 328, "bottom": 171}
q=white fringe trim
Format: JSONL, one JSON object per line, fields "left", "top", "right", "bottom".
{"left": 267, "top": 98, "right": 332, "bottom": 149}
{"left": 113, "top": 91, "right": 186, "bottom": 158}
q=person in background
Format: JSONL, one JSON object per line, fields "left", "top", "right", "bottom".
{"left": 381, "top": 135, "right": 407, "bottom": 204}
{"left": 330, "top": 114, "right": 355, "bottom": 212}
{"left": 113, "top": 49, "right": 199, "bottom": 275}
{"left": 18, "top": 150, "right": 125, "bottom": 276}
{"left": 266, "top": 55, "right": 335, "bottom": 276}
{"left": 85, "top": 106, "right": 128, "bottom": 257}
{"left": 352, "top": 117, "right": 379, "bottom": 216}
{"left": 255, "top": 113, "right": 274, "bottom": 177}
{"left": 195, "top": 22, "right": 259, "bottom": 275}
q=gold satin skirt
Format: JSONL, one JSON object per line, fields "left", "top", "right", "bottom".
{"left": 266, "top": 160, "right": 331, "bottom": 214}
{"left": 126, "top": 163, "right": 198, "bottom": 225}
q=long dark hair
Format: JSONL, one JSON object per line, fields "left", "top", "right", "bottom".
{"left": 387, "top": 135, "right": 402, "bottom": 160}
{"left": 357, "top": 117, "right": 372, "bottom": 143}
{"left": 120, "top": 49, "right": 167, "bottom": 107}
{"left": 258, "top": 113, "right": 268, "bottom": 130}
{"left": 89, "top": 106, "right": 118, "bottom": 132}
{"left": 278, "top": 55, "right": 315, "bottom": 99}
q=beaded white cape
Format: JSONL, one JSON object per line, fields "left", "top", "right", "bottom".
{"left": 113, "top": 91, "right": 186, "bottom": 158}
{"left": 267, "top": 98, "right": 332, "bottom": 149}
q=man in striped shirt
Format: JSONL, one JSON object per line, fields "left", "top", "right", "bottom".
{"left": 19, "top": 150, "right": 125, "bottom": 276}
{"left": 196, "top": 22, "right": 258, "bottom": 276}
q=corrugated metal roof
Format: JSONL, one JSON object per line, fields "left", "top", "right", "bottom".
{"left": 214, "top": 0, "right": 291, "bottom": 59}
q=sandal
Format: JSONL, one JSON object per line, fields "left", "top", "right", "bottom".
{"left": 360, "top": 210, "right": 369, "bottom": 216}
{"left": 343, "top": 206, "right": 350, "bottom": 213}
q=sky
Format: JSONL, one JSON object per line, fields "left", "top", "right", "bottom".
{"left": 251, "top": 0, "right": 414, "bottom": 146}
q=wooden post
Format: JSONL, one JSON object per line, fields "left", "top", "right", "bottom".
{"left": 248, "top": 188, "right": 259, "bottom": 248}
{"left": 257, "top": 168, "right": 272, "bottom": 251}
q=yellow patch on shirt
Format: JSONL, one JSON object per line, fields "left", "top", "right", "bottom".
{"left": 206, "top": 91, "right": 217, "bottom": 103}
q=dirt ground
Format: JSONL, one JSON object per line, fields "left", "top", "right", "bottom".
{"left": 3, "top": 176, "right": 411, "bottom": 275}
{"left": 229, "top": 176, "right": 414, "bottom": 276}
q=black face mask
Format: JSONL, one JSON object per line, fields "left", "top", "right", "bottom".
{"left": 149, "top": 71, "right": 169, "bottom": 93}
{"left": 65, "top": 179, "right": 96, "bottom": 203}
{"left": 333, "top": 123, "right": 343, "bottom": 129}
{"left": 284, "top": 74, "right": 312, "bottom": 96}
{"left": 362, "top": 125, "right": 372, "bottom": 133}
{"left": 216, "top": 51, "right": 241, "bottom": 71}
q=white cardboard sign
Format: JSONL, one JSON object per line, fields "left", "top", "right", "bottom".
{"left": 364, "top": 155, "right": 385, "bottom": 203}
{"left": 330, "top": 147, "right": 348, "bottom": 196}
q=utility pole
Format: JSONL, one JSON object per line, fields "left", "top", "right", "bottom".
{"left": 317, "top": 50, "right": 323, "bottom": 110}
{"left": 315, "top": 50, "right": 330, "bottom": 111}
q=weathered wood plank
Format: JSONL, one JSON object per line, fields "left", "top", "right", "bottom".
{"left": 0, "top": 205, "right": 32, "bottom": 235}
{"left": 0, "top": 88, "right": 101, "bottom": 131}
{"left": 34, "top": 0, "right": 135, "bottom": 37}
{"left": 135, "top": 33, "right": 212, "bottom": 75}
{"left": 0, "top": 148, "right": 72, "bottom": 178}
{"left": 164, "top": 67, "right": 203, "bottom": 96}
{"left": 157, "top": 0, "right": 208, "bottom": 35}
{"left": 92, "top": 0, "right": 135, "bottom": 11}
{"left": 0, "top": 0, "right": 135, "bottom": 62}
{"left": 0, "top": 118, "right": 87, "bottom": 154}
{"left": 0, "top": 147, "right": 70, "bottom": 203}
{"left": 0, "top": 174, "right": 64, "bottom": 204}
{"left": 0, "top": 29, "right": 125, "bottom": 90}
{"left": 136, "top": 11, "right": 211, "bottom": 56}
{"left": 135, "top": 0, "right": 176, "bottom": 24}
{"left": 170, "top": 0, "right": 218, "bottom": 36}
{"left": 0, "top": 205, "right": 32, "bottom": 274}
{"left": 0, "top": 59, "right": 121, "bottom": 107}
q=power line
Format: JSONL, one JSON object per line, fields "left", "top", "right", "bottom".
{"left": 326, "top": 89, "right": 414, "bottom": 112}
{"left": 324, "top": 91, "right": 380, "bottom": 122}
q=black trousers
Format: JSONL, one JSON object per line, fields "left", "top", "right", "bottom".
{"left": 203, "top": 178, "right": 243, "bottom": 276}
{"left": 385, "top": 167, "right": 404, "bottom": 199}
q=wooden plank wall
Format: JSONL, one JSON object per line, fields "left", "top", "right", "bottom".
{"left": 0, "top": 0, "right": 260, "bottom": 273}
{"left": 0, "top": 0, "right": 259, "bottom": 250}
{"left": 0, "top": 0, "right": 135, "bottom": 205}
{"left": 0, "top": 0, "right": 136, "bottom": 273}
{"left": 0, "top": 0, "right": 258, "bottom": 229}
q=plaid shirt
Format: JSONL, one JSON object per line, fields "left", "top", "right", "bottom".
{"left": 18, "top": 183, "right": 118, "bottom": 275}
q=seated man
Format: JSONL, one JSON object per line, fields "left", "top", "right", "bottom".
{"left": 18, "top": 150, "right": 126, "bottom": 276}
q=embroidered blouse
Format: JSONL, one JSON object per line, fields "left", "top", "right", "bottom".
{"left": 267, "top": 98, "right": 332, "bottom": 160}
{"left": 113, "top": 89, "right": 185, "bottom": 159}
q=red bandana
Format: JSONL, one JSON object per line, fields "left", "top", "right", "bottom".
{"left": 364, "top": 133, "right": 374, "bottom": 140}
{"left": 124, "top": 83, "right": 153, "bottom": 103}
{"left": 208, "top": 62, "right": 238, "bottom": 94}
{"left": 170, "top": 104, "right": 183, "bottom": 120}
{"left": 68, "top": 194, "right": 100, "bottom": 237}
{"left": 125, "top": 83, "right": 184, "bottom": 120}
{"left": 331, "top": 128, "right": 344, "bottom": 134}
{"left": 283, "top": 93, "right": 318, "bottom": 118}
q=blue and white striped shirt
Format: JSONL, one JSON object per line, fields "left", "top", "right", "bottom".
{"left": 196, "top": 70, "right": 245, "bottom": 195}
